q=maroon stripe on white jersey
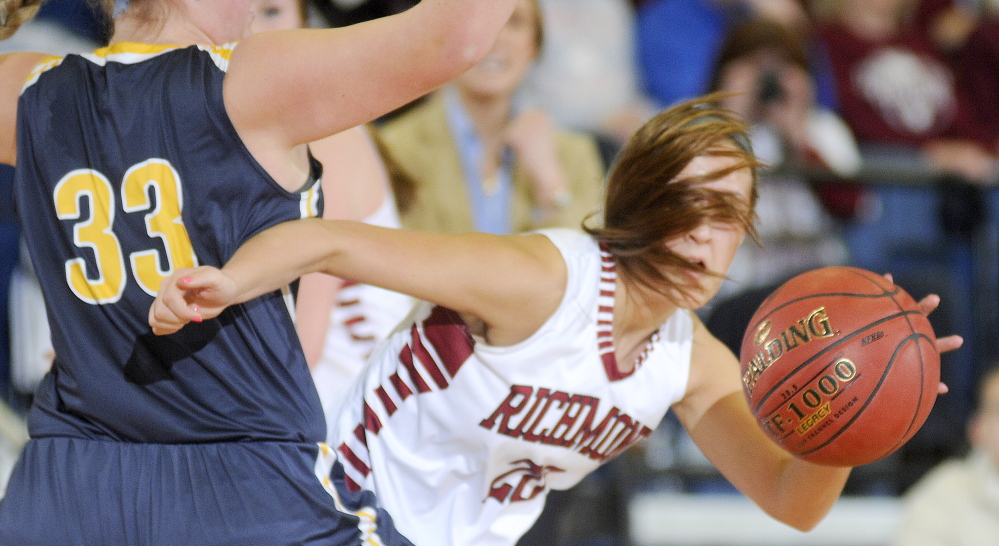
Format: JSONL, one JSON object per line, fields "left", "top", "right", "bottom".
{"left": 340, "top": 424, "right": 373, "bottom": 492}
{"left": 375, "top": 386, "right": 397, "bottom": 416}
{"left": 343, "top": 474, "right": 362, "bottom": 493}
{"left": 338, "top": 299, "right": 360, "bottom": 307}
{"left": 340, "top": 306, "right": 478, "bottom": 496}
{"left": 410, "top": 325, "right": 450, "bottom": 389}
{"left": 597, "top": 246, "right": 623, "bottom": 379}
{"left": 344, "top": 316, "right": 365, "bottom": 327}
{"left": 422, "top": 305, "right": 475, "bottom": 378}
{"left": 337, "top": 442, "right": 371, "bottom": 477}
{"left": 364, "top": 401, "right": 383, "bottom": 433}
{"left": 398, "top": 344, "right": 433, "bottom": 393}
{"left": 389, "top": 372, "right": 413, "bottom": 401}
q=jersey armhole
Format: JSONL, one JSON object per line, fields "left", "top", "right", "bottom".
{"left": 21, "top": 55, "right": 64, "bottom": 94}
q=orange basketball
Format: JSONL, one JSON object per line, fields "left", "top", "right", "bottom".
{"left": 738, "top": 266, "right": 940, "bottom": 467}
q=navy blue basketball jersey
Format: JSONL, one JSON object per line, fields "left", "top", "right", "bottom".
{"left": 14, "top": 43, "right": 325, "bottom": 444}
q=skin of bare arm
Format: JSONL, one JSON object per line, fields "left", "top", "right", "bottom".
{"left": 151, "top": 218, "right": 567, "bottom": 348}
{"left": 295, "top": 126, "right": 388, "bottom": 368}
{"left": 671, "top": 315, "right": 850, "bottom": 532}
{"left": 220, "top": 0, "right": 518, "bottom": 191}
{"left": 0, "top": 52, "right": 48, "bottom": 166}
{"left": 671, "top": 296, "right": 963, "bottom": 531}
{"left": 225, "top": 0, "right": 520, "bottom": 152}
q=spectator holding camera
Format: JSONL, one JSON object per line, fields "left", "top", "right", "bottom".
{"left": 709, "top": 18, "right": 860, "bottom": 178}
{"left": 702, "top": 17, "right": 858, "bottom": 350}
{"left": 635, "top": 0, "right": 833, "bottom": 110}
{"left": 708, "top": 17, "right": 857, "bottom": 293}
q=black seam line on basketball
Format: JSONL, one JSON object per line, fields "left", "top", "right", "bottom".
{"left": 796, "top": 333, "right": 933, "bottom": 458}
{"left": 758, "top": 268, "right": 890, "bottom": 310}
{"left": 889, "top": 297, "right": 935, "bottom": 459}
{"left": 760, "top": 287, "right": 900, "bottom": 321}
{"left": 881, "top": 331, "right": 933, "bottom": 457}
{"left": 758, "top": 267, "right": 900, "bottom": 318}
{"left": 751, "top": 309, "right": 923, "bottom": 415}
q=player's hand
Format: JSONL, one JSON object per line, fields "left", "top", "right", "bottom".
{"left": 504, "top": 109, "right": 570, "bottom": 210}
{"left": 149, "top": 266, "right": 238, "bottom": 335}
{"left": 885, "top": 273, "right": 963, "bottom": 395}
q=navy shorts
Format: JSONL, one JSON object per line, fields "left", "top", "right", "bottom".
{"left": 0, "top": 437, "right": 412, "bottom": 545}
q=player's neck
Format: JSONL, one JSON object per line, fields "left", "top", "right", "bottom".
{"left": 455, "top": 88, "right": 512, "bottom": 139}
{"left": 613, "top": 278, "right": 676, "bottom": 345}
{"left": 110, "top": 13, "right": 216, "bottom": 48}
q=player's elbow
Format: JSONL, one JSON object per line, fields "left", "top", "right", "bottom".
{"left": 418, "top": 4, "right": 515, "bottom": 80}
{"left": 425, "top": 27, "right": 491, "bottom": 81}
{"left": 766, "top": 501, "right": 833, "bottom": 533}
{"left": 784, "top": 512, "right": 825, "bottom": 533}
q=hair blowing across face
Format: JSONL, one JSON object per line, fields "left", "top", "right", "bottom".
{"left": 585, "top": 93, "right": 762, "bottom": 301}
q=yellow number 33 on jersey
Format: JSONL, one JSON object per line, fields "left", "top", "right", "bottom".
{"left": 53, "top": 159, "right": 198, "bottom": 304}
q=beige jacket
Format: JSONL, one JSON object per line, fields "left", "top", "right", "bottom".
{"left": 375, "top": 91, "right": 606, "bottom": 234}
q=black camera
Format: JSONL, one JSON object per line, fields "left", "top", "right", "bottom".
{"left": 757, "top": 70, "right": 785, "bottom": 105}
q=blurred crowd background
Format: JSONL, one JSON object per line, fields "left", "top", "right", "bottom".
{"left": 5, "top": 0, "right": 999, "bottom": 543}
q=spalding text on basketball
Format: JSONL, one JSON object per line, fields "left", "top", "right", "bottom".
{"left": 743, "top": 307, "right": 835, "bottom": 396}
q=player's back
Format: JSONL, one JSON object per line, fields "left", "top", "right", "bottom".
{"left": 14, "top": 43, "right": 325, "bottom": 444}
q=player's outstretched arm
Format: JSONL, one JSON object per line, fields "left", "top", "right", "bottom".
{"left": 225, "top": 0, "right": 521, "bottom": 148}
{"left": 673, "top": 298, "right": 962, "bottom": 531}
{"left": 149, "top": 218, "right": 566, "bottom": 343}
{"left": 672, "top": 318, "right": 851, "bottom": 532}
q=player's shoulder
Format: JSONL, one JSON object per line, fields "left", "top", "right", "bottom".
{"left": 531, "top": 228, "right": 595, "bottom": 258}
{"left": 1, "top": 51, "right": 55, "bottom": 89}
{"left": 1, "top": 52, "right": 54, "bottom": 164}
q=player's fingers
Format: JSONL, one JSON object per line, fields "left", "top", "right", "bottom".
{"left": 175, "top": 267, "right": 222, "bottom": 290}
{"left": 882, "top": 272, "right": 894, "bottom": 284}
{"left": 937, "top": 382, "right": 950, "bottom": 395}
{"left": 916, "top": 293, "right": 941, "bottom": 316}
{"left": 148, "top": 299, "right": 184, "bottom": 335}
{"left": 149, "top": 280, "right": 204, "bottom": 332}
{"left": 936, "top": 334, "right": 963, "bottom": 354}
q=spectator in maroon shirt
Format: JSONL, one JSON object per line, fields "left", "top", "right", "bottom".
{"left": 815, "top": 0, "right": 997, "bottom": 184}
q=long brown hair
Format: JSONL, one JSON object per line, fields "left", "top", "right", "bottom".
{"left": 0, "top": 0, "right": 44, "bottom": 40}
{"left": 585, "top": 93, "right": 762, "bottom": 301}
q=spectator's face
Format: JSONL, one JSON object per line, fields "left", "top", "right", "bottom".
{"left": 453, "top": 0, "right": 540, "bottom": 101}
{"left": 250, "top": 0, "right": 306, "bottom": 33}
{"left": 970, "top": 373, "right": 999, "bottom": 466}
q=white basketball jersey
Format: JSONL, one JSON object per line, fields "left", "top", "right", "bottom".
{"left": 312, "top": 190, "right": 416, "bottom": 437}
{"left": 331, "top": 229, "right": 693, "bottom": 545}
